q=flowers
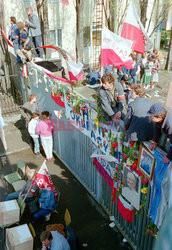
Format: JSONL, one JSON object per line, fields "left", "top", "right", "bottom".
{"left": 141, "top": 187, "right": 148, "bottom": 194}
{"left": 112, "top": 142, "right": 118, "bottom": 148}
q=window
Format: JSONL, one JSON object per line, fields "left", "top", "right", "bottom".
{"left": 83, "top": 25, "right": 101, "bottom": 48}
{"left": 49, "top": 29, "right": 62, "bottom": 47}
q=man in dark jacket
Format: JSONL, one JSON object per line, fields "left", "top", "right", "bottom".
{"left": 98, "top": 73, "right": 125, "bottom": 121}
{"left": 147, "top": 103, "right": 172, "bottom": 163}
{"left": 25, "top": 7, "right": 43, "bottom": 58}
{"left": 124, "top": 84, "right": 154, "bottom": 142}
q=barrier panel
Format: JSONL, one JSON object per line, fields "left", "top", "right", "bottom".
{"left": 8, "top": 56, "right": 171, "bottom": 250}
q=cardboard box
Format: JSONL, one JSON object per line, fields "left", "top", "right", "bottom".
{"left": 6, "top": 224, "right": 33, "bottom": 250}
{"left": 0, "top": 200, "right": 20, "bottom": 226}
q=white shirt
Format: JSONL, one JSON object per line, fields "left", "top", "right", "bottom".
{"left": 28, "top": 118, "right": 39, "bottom": 138}
{"left": 50, "top": 231, "right": 70, "bottom": 250}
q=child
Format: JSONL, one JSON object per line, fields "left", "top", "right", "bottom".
{"left": 150, "top": 56, "right": 160, "bottom": 89}
{"left": 36, "top": 111, "right": 54, "bottom": 160}
{"left": 28, "top": 112, "right": 40, "bottom": 155}
{"left": 129, "top": 55, "right": 140, "bottom": 85}
{"left": 142, "top": 56, "right": 154, "bottom": 89}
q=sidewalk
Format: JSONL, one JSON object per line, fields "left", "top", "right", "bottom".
{"left": 0, "top": 114, "right": 131, "bottom": 250}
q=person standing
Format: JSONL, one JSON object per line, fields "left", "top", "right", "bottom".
{"left": 28, "top": 112, "right": 40, "bottom": 155}
{"left": 150, "top": 56, "right": 160, "bottom": 89}
{"left": 25, "top": 7, "right": 43, "bottom": 58}
{"left": 8, "top": 17, "right": 21, "bottom": 63}
{"left": 20, "top": 94, "right": 39, "bottom": 147}
{"left": 124, "top": 84, "right": 154, "bottom": 142}
{"left": 142, "top": 56, "right": 154, "bottom": 89}
{"left": 129, "top": 55, "right": 140, "bottom": 85}
{"left": 36, "top": 111, "right": 54, "bottom": 160}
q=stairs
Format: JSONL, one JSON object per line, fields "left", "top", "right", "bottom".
{"left": 0, "top": 93, "right": 21, "bottom": 117}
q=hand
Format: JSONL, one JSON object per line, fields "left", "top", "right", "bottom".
{"left": 39, "top": 203, "right": 42, "bottom": 208}
{"left": 19, "top": 192, "right": 22, "bottom": 196}
{"left": 114, "top": 111, "right": 121, "bottom": 120}
{"left": 26, "top": 19, "right": 29, "bottom": 23}
{"left": 149, "top": 142, "right": 157, "bottom": 151}
{"left": 163, "top": 155, "right": 170, "bottom": 164}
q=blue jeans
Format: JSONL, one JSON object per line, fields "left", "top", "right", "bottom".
{"left": 32, "top": 35, "right": 43, "bottom": 58}
{"left": 41, "top": 136, "right": 53, "bottom": 159}
{"left": 129, "top": 75, "right": 137, "bottom": 85}
{"left": 33, "top": 137, "right": 40, "bottom": 154}
{"left": 5, "top": 191, "right": 33, "bottom": 203}
{"left": 33, "top": 209, "right": 51, "bottom": 219}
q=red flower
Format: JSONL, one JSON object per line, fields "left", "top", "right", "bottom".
{"left": 150, "top": 231, "right": 154, "bottom": 235}
{"left": 122, "top": 154, "right": 128, "bottom": 160}
{"left": 132, "top": 160, "right": 138, "bottom": 170}
{"left": 136, "top": 170, "right": 144, "bottom": 177}
{"left": 115, "top": 167, "right": 118, "bottom": 171}
{"left": 112, "top": 142, "right": 118, "bottom": 148}
{"left": 58, "top": 93, "right": 62, "bottom": 96}
{"left": 146, "top": 230, "right": 149, "bottom": 233}
{"left": 130, "top": 141, "right": 135, "bottom": 148}
{"left": 142, "top": 177, "right": 149, "bottom": 184}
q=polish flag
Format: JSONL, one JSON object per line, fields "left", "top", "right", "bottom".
{"left": 121, "top": 2, "right": 152, "bottom": 54}
{"left": 1, "top": 29, "right": 14, "bottom": 48}
{"left": 40, "top": 45, "right": 83, "bottom": 81}
{"left": 117, "top": 195, "right": 133, "bottom": 224}
{"left": 101, "top": 26, "right": 134, "bottom": 69}
{"left": 32, "top": 160, "right": 58, "bottom": 200}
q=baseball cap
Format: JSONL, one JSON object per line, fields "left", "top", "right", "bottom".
{"left": 147, "top": 103, "right": 164, "bottom": 116}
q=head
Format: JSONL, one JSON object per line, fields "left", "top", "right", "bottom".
{"left": 10, "top": 17, "right": 16, "bottom": 25}
{"left": 28, "top": 94, "right": 37, "bottom": 103}
{"left": 17, "top": 22, "right": 25, "bottom": 30}
{"left": 41, "top": 111, "right": 50, "bottom": 121}
{"left": 21, "top": 33, "right": 28, "bottom": 42}
{"left": 32, "top": 111, "right": 40, "bottom": 120}
{"left": 26, "top": 7, "right": 33, "bottom": 16}
{"left": 131, "top": 54, "right": 137, "bottom": 62}
{"left": 40, "top": 231, "right": 53, "bottom": 247}
{"left": 147, "top": 56, "right": 153, "bottom": 62}
{"left": 142, "top": 53, "right": 147, "bottom": 59}
{"left": 101, "top": 73, "right": 114, "bottom": 90}
{"left": 127, "top": 172, "right": 136, "bottom": 190}
{"left": 26, "top": 169, "right": 36, "bottom": 180}
{"left": 130, "top": 84, "right": 145, "bottom": 99}
{"left": 147, "top": 103, "right": 167, "bottom": 123}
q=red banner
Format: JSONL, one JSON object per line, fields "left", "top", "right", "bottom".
{"left": 51, "top": 91, "right": 65, "bottom": 108}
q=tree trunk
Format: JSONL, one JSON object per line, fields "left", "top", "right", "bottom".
{"left": 165, "top": 26, "right": 172, "bottom": 70}
{"left": 75, "top": 0, "right": 84, "bottom": 62}
{"left": 108, "top": 0, "right": 115, "bottom": 32}
{"left": 42, "top": 0, "right": 50, "bottom": 58}
{"left": 140, "top": 0, "right": 148, "bottom": 27}
{"left": 0, "top": 0, "right": 11, "bottom": 92}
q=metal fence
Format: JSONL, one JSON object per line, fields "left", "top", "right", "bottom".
{"left": 8, "top": 57, "right": 168, "bottom": 250}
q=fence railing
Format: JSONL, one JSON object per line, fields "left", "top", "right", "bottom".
{"left": 8, "top": 53, "right": 169, "bottom": 250}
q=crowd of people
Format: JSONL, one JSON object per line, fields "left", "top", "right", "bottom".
{"left": 8, "top": 7, "right": 43, "bottom": 64}
{"left": 98, "top": 65, "right": 172, "bottom": 164}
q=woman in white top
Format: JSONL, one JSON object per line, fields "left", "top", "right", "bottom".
{"left": 28, "top": 111, "right": 40, "bottom": 155}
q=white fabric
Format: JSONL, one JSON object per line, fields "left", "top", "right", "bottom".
{"left": 28, "top": 119, "right": 39, "bottom": 138}
{"left": 119, "top": 195, "right": 133, "bottom": 210}
{"left": 50, "top": 231, "right": 70, "bottom": 250}
{"left": 41, "top": 136, "right": 53, "bottom": 159}
{"left": 151, "top": 72, "right": 159, "bottom": 82}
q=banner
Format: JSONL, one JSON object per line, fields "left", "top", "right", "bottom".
{"left": 93, "top": 157, "right": 114, "bottom": 190}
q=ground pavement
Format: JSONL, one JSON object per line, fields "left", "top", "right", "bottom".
{"left": 0, "top": 113, "right": 131, "bottom": 250}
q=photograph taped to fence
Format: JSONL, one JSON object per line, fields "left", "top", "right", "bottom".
{"left": 138, "top": 144, "right": 155, "bottom": 180}
{"left": 122, "top": 165, "right": 141, "bottom": 210}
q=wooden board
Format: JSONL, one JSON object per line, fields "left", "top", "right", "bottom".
{"left": 0, "top": 200, "right": 20, "bottom": 226}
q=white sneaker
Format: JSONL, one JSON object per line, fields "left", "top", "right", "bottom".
{"left": 45, "top": 213, "right": 51, "bottom": 221}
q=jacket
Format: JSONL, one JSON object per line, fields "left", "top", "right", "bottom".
{"left": 36, "top": 120, "right": 54, "bottom": 137}
{"left": 8, "top": 24, "right": 20, "bottom": 45}
{"left": 27, "top": 13, "right": 41, "bottom": 37}
{"left": 39, "top": 189, "right": 58, "bottom": 210}
{"left": 98, "top": 81, "right": 124, "bottom": 121}
{"left": 124, "top": 97, "right": 154, "bottom": 142}
{"left": 153, "top": 109, "right": 172, "bottom": 160}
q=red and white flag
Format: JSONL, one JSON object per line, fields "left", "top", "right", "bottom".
{"left": 101, "top": 26, "right": 134, "bottom": 69}
{"left": 40, "top": 45, "right": 83, "bottom": 81}
{"left": 2, "top": 29, "right": 14, "bottom": 48}
{"left": 121, "top": 2, "right": 152, "bottom": 54}
{"left": 32, "top": 160, "right": 58, "bottom": 199}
